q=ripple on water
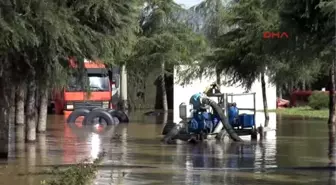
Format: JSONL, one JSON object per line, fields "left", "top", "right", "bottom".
{"left": 1, "top": 114, "right": 334, "bottom": 185}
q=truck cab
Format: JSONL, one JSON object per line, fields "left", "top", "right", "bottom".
{"left": 51, "top": 57, "right": 116, "bottom": 114}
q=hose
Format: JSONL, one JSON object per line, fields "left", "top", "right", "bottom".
{"left": 201, "top": 97, "right": 243, "bottom": 142}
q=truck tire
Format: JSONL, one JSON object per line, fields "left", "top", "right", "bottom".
{"left": 91, "top": 108, "right": 127, "bottom": 123}
{"left": 110, "top": 110, "right": 129, "bottom": 123}
{"left": 83, "top": 109, "right": 116, "bottom": 126}
{"left": 113, "top": 117, "right": 120, "bottom": 124}
{"left": 162, "top": 122, "right": 177, "bottom": 135}
{"left": 91, "top": 108, "right": 111, "bottom": 124}
{"left": 67, "top": 109, "right": 90, "bottom": 126}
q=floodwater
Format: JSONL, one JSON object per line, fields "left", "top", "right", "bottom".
{"left": 0, "top": 111, "right": 335, "bottom": 185}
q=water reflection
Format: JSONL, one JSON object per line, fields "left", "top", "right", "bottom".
{"left": 328, "top": 123, "right": 336, "bottom": 184}
{"left": 0, "top": 113, "right": 334, "bottom": 185}
{"left": 90, "top": 133, "right": 101, "bottom": 159}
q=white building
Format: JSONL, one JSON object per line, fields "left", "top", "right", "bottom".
{"left": 173, "top": 65, "right": 277, "bottom": 137}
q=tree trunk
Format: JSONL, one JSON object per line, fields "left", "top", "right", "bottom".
{"left": 161, "top": 61, "right": 168, "bottom": 111}
{"left": 216, "top": 68, "right": 221, "bottom": 85}
{"left": 302, "top": 80, "right": 306, "bottom": 90}
{"left": 0, "top": 78, "right": 9, "bottom": 159}
{"left": 37, "top": 87, "right": 48, "bottom": 133}
{"left": 278, "top": 85, "right": 283, "bottom": 99}
{"left": 15, "top": 83, "right": 25, "bottom": 125}
{"left": 35, "top": 85, "right": 40, "bottom": 120}
{"left": 328, "top": 61, "right": 336, "bottom": 126}
{"left": 8, "top": 86, "right": 16, "bottom": 126}
{"left": 261, "top": 72, "right": 270, "bottom": 121}
{"left": 120, "top": 65, "right": 128, "bottom": 110}
{"left": 328, "top": 122, "right": 335, "bottom": 165}
{"left": 26, "top": 79, "right": 37, "bottom": 142}
{"left": 289, "top": 80, "right": 294, "bottom": 92}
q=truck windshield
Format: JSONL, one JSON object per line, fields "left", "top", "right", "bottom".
{"left": 66, "top": 74, "right": 110, "bottom": 92}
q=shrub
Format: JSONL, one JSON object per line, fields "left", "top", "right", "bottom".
{"left": 308, "top": 91, "right": 329, "bottom": 110}
{"left": 41, "top": 152, "right": 106, "bottom": 185}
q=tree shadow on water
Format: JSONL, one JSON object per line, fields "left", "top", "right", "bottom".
{"left": 327, "top": 123, "right": 335, "bottom": 185}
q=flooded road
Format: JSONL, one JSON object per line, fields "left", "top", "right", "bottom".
{"left": 0, "top": 111, "right": 335, "bottom": 185}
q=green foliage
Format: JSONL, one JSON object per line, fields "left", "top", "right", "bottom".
{"left": 184, "top": 0, "right": 334, "bottom": 94}
{"left": 0, "top": 0, "right": 139, "bottom": 91}
{"left": 127, "top": 0, "right": 207, "bottom": 74}
{"left": 308, "top": 91, "right": 329, "bottom": 110}
{"left": 200, "top": 0, "right": 280, "bottom": 89}
{"left": 41, "top": 152, "right": 105, "bottom": 185}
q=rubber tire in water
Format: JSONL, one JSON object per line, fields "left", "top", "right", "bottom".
{"left": 92, "top": 108, "right": 128, "bottom": 123}
{"left": 113, "top": 117, "right": 120, "bottom": 124}
{"left": 66, "top": 109, "right": 90, "bottom": 126}
{"left": 91, "top": 108, "right": 116, "bottom": 124}
{"left": 110, "top": 110, "right": 129, "bottom": 123}
{"left": 162, "top": 122, "right": 177, "bottom": 135}
{"left": 83, "top": 109, "right": 116, "bottom": 126}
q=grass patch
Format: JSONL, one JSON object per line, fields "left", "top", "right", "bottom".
{"left": 258, "top": 106, "right": 328, "bottom": 119}
{"left": 41, "top": 151, "right": 106, "bottom": 185}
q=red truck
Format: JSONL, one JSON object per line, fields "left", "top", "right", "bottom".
{"left": 49, "top": 57, "right": 120, "bottom": 115}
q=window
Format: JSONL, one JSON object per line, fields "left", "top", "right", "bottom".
{"left": 66, "top": 74, "right": 110, "bottom": 92}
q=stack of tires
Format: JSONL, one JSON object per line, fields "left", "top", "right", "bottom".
{"left": 66, "top": 108, "right": 129, "bottom": 132}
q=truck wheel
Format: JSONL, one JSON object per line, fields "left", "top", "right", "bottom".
{"left": 91, "top": 108, "right": 110, "bottom": 124}
{"left": 110, "top": 110, "right": 129, "bottom": 123}
{"left": 92, "top": 107, "right": 129, "bottom": 123}
{"left": 113, "top": 117, "right": 120, "bottom": 124}
{"left": 162, "top": 122, "right": 177, "bottom": 135}
{"left": 83, "top": 109, "right": 116, "bottom": 126}
{"left": 67, "top": 109, "right": 90, "bottom": 126}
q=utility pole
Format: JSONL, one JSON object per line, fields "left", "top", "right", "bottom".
{"left": 120, "top": 65, "right": 128, "bottom": 110}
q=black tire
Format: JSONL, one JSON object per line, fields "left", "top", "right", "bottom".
{"left": 162, "top": 122, "right": 177, "bottom": 135}
{"left": 66, "top": 109, "right": 90, "bottom": 126}
{"left": 92, "top": 108, "right": 129, "bottom": 123}
{"left": 83, "top": 109, "right": 116, "bottom": 126}
{"left": 161, "top": 125, "right": 181, "bottom": 144}
{"left": 91, "top": 108, "right": 114, "bottom": 124}
{"left": 110, "top": 110, "right": 129, "bottom": 123}
{"left": 113, "top": 116, "right": 120, "bottom": 124}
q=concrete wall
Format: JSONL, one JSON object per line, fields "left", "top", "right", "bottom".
{"left": 173, "top": 65, "right": 277, "bottom": 131}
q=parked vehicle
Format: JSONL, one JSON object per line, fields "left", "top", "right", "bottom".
{"left": 49, "top": 57, "right": 120, "bottom": 115}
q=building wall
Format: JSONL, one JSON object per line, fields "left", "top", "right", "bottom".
{"left": 173, "top": 65, "right": 277, "bottom": 130}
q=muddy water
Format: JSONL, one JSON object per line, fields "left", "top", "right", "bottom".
{"left": 0, "top": 111, "right": 334, "bottom": 185}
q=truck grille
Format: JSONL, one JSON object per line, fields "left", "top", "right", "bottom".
{"left": 73, "top": 101, "right": 103, "bottom": 110}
